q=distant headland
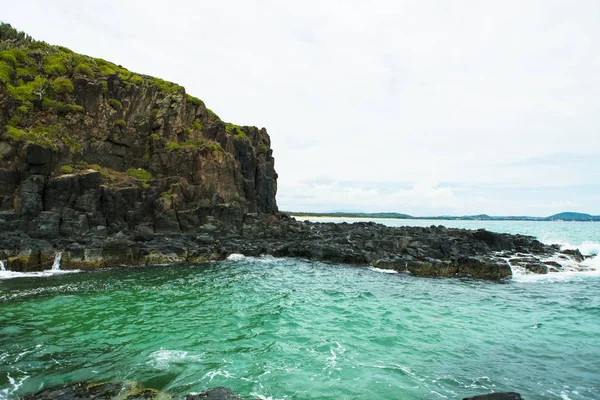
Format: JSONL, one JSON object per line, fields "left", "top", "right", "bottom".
{"left": 288, "top": 211, "right": 600, "bottom": 222}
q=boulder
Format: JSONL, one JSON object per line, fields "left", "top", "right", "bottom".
{"left": 186, "top": 387, "right": 243, "bottom": 400}
{"left": 463, "top": 392, "right": 523, "bottom": 400}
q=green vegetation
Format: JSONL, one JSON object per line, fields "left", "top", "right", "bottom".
{"left": 225, "top": 123, "right": 246, "bottom": 138}
{"left": 257, "top": 143, "right": 269, "bottom": 154}
{"left": 51, "top": 77, "right": 74, "bottom": 94}
{"left": 206, "top": 108, "right": 220, "bottom": 121}
{"left": 0, "top": 61, "right": 13, "bottom": 83}
{"left": 15, "top": 65, "right": 37, "bottom": 77}
{"left": 4, "top": 125, "right": 49, "bottom": 148}
{"left": 191, "top": 121, "right": 203, "bottom": 131}
{"left": 126, "top": 168, "right": 152, "bottom": 188}
{"left": 99, "top": 65, "right": 115, "bottom": 76}
{"left": 43, "top": 55, "right": 67, "bottom": 76}
{"left": 0, "top": 51, "right": 17, "bottom": 67}
{"left": 151, "top": 77, "right": 183, "bottom": 94}
{"left": 166, "top": 139, "right": 223, "bottom": 153}
{"left": 0, "top": 22, "right": 238, "bottom": 165}
{"left": 42, "top": 99, "right": 83, "bottom": 114}
{"left": 5, "top": 125, "right": 55, "bottom": 150}
{"left": 59, "top": 165, "right": 74, "bottom": 174}
{"left": 161, "top": 184, "right": 177, "bottom": 199}
{"left": 81, "top": 162, "right": 117, "bottom": 182}
{"left": 0, "top": 23, "right": 35, "bottom": 45}
{"left": 108, "top": 98, "right": 123, "bottom": 111}
{"left": 130, "top": 74, "right": 144, "bottom": 86}
{"left": 186, "top": 94, "right": 204, "bottom": 107}
{"left": 126, "top": 168, "right": 152, "bottom": 180}
{"left": 6, "top": 76, "right": 47, "bottom": 102}
{"left": 4, "top": 122, "right": 81, "bottom": 152}
{"left": 75, "top": 63, "right": 94, "bottom": 77}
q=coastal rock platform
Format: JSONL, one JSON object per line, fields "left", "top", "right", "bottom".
{"left": 0, "top": 211, "right": 588, "bottom": 281}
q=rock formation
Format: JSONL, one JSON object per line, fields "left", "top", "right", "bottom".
{"left": 0, "top": 23, "right": 276, "bottom": 269}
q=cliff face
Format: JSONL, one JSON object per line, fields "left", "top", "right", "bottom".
{"left": 0, "top": 24, "right": 278, "bottom": 247}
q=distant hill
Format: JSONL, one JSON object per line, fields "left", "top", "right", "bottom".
{"left": 545, "top": 212, "right": 600, "bottom": 221}
{"left": 287, "top": 211, "right": 600, "bottom": 222}
{"left": 288, "top": 212, "right": 412, "bottom": 219}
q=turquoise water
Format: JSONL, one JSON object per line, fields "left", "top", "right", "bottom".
{"left": 1, "top": 220, "right": 599, "bottom": 399}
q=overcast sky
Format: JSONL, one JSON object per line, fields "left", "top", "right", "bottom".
{"left": 4, "top": 0, "right": 600, "bottom": 216}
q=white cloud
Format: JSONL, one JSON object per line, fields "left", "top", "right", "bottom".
{"left": 277, "top": 180, "right": 489, "bottom": 215}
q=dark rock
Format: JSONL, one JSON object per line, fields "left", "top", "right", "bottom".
{"left": 154, "top": 210, "right": 181, "bottom": 234}
{"left": 27, "top": 211, "right": 61, "bottom": 239}
{"left": 26, "top": 144, "right": 52, "bottom": 175}
{"left": 22, "top": 381, "right": 161, "bottom": 399}
{"left": 560, "top": 248, "right": 584, "bottom": 262}
{"left": 135, "top": 225, "right": 155, "bottom": 241}
{"left": 463, "top": 392, "right": 523, "bottom": 400}
{"left": 455, "top": 256, "right": 512, "bottom": 280}
{"left": 510, "top": 257, "right": 549, "bottom": 274}
{"left": 186, "top": 386, "right": 244, "bottom": 400}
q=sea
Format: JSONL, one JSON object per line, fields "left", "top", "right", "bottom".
{"left": 0, "top": 218, "right": 598, "bottom": 400}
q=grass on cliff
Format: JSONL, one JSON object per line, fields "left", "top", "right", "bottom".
{"left": 166, "top": 138, "right": 223, "bottom": 153}
{"left": 0, "top": 22, "right": 241, "bottom": 154}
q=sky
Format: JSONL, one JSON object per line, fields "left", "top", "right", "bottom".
{"left": 3, "top": 0, "right": 600, "bottom": 216}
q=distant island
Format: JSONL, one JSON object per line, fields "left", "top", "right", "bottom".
{"left": 288, "top": 211, "right": 600, "bottom": 222}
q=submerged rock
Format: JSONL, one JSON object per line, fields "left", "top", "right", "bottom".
{"left": 21, "top": 381, "right": 164, "bottom": 399}
{"left": 185, "top": 387, "right": 243, "bottom": 400}
{"left": 463, "top": 392, "right": 523, "bottom": 400}
{"left": 20, "top": 382, "right": 245, "bottom": 400}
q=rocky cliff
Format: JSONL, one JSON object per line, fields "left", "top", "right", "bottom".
{"left": 0, "top": 23, "right": 277, "bottom": 265}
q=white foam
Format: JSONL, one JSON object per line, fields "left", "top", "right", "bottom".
{"left": 368, "top": 267, "right": 399, "bottom": 274}
{"left": 503, "top": 251, "right": 599, "bottom": 283}
{"left": 202, "top": 369, "right": 236, "bottom": 381}
{"left": 541, "top": 239, "right": 600, "bottom": 256}
{"left": 0, "top": 269, "right": 81, "bottom": 280}
{"left": 51, "top": 252, "right": 62, "bottom": 271}
{"left": 147, "top": 349, "right": 203, "bottom": 370}
{"left": 0, "top": 260, "right": 6, "bottom": 271}
{"left": 0, "top": 372, "right": 28, "bottom": 400}
{"left": 226, "top": 254, "right": 280, "bottom": 264}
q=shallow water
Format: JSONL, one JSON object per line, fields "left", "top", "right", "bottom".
{"left": 1, "top": 255, "right": 599, "bottom": 399}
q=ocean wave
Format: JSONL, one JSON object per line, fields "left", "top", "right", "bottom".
{"left": 225, "top": 254, "right": 279, "bottom": 264}
{"left": 147, "top": 349, "right": 203, "bottom": 370}
{"left": 226, "top": 253, "right": 246, "bottom": 261}
{"left": 368, "top": 267, "right": 399, "bottom": 274}
{"left": 540, "top": 240, "right": 600, "bottom": 256}
{"left": 0, "top": 269, "right": 81, "bottom": 280}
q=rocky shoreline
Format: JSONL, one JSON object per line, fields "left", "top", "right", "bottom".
{"left": 0, "top": 210, "right": 589, "bottom": 280}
